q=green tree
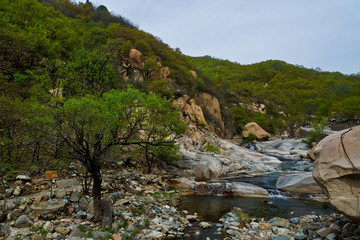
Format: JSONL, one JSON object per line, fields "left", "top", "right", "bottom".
{"left": 43, "top": 88, "right": 185, "bottom": 222}
{"left": 58, "top": 47, "right": 115, "bottom": 97}
{"left": 149, "top": 79, "right": 174, "bottom": 98}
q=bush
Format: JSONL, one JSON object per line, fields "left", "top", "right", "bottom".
{"left": 305, "top": 119, "right": 327, "bottom": 145}
{"left": 203, "top": 145, "right": 220, "bottom": 154}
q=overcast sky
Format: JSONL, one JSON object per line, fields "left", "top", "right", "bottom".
{"left": 79, "top": 0, "right": 360, "bottom": 74}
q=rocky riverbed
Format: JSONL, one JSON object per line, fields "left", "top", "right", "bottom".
{"left": 1, "top": 137, "right": 360, "bottom": 239}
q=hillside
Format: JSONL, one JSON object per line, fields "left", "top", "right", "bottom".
{"left": 1, "top": 0, "right": 360, "bottom": 173}
{"left": 188, "top": 56, "right": 360, "bottom": 135}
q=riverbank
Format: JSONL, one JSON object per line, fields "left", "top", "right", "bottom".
{"left": 1, "top": 167, "right": 360, "bottom": 239}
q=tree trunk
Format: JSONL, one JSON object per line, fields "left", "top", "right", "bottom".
{"left": 92, "top": 171, "right": 102, "bottom": 222}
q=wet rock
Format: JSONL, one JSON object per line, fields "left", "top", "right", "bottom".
{"left": 229, "top": 182, "right": 269, "bottom": 198}
{"left": 276, "top": 172, "right": 323, "bottom": 194}
{"left": 199, "top": 222, "right": 212, "bottom": 228}
{"left": 14, "top": 214, "right": 33, "bottom": 228}
{"left": 186, "top": 215, "right": 198, "bottom": 221}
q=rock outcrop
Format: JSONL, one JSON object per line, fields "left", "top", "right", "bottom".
{"left": 172, "top": 96, "right": 207, "bottom": 145}
{"left": 242, "top": 122, "right": 271, "bottom": 140}
{"left": 313, "top": 126, "right": 360, "bottom": 223}
{"left": 168, "top": 134, "right": 281, "bottom": 180}
{"left": 128, "top": 49, "right": 144, "bottom": 70}
{"left": 197, "top": 93, "right": 225, "bottom": 137}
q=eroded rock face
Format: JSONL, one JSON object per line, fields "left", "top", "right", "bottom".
{"left": 172, "top": 96, "right": 207, "bottom": 145}
{"left": 197, "top": 93, "right": 225, "bottom": 137}
{"left": 129, "top": 49, "right": 144, "bottom": 70}
{"left": 242, "top": 122, "right": 271, "bottom": 140}
{"left": 313, "top": 126, "right": 360, "bottom": 223}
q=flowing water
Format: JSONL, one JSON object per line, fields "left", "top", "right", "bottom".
{"left": 178, "top": 151, "right": 336, "bottom": 223}
{"left": 179, "top": 195, "right": 335, "bottom": 222}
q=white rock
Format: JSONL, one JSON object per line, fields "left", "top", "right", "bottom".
{"left": 43, "top": 221, "right": 54, "bottom": 232}
{"left": 199, "top": 222, "right": 212, "bottom": 228}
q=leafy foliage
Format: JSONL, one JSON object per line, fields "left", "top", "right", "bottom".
{"left": 188, "top": 56, "right": 360, "bottom": 135}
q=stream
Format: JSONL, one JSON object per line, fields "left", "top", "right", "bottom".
{"left": 178, "top": 142, "right": 337, "bottom": 223}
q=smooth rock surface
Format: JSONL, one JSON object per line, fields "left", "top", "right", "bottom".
{"left": 313, "top": 126, "right": 360, "bottom": 223}
{"left": 56, "top": 178, "right": 80, "bottom": 188}
{"left": 14, "top": 214, "right": 33, "bottom": 228}
{"left": 276, "top": 172, "right": 323, "bottom": 194}
{"left": 30, "top": 200, "right": 67, "bottom": 214}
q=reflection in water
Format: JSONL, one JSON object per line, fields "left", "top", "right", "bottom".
{"left": 179, "top": 195, "right": 335, "bottom": 222}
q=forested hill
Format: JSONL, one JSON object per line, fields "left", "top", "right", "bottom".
{"left": 1, "top": 0, "right": 359, "bottom": 142}
{"left": 187, "top": 56, "right": 360, "bottom": 134}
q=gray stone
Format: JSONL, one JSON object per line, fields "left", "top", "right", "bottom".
{"left": 30, "top": 199, "right": 67, "bottom": 214}
{"left": 289, "top": 217, "right": 300, "bottom": 224}
{"left": 13, "top": 186, "right": 22, "bottom": 196}
{"left": 317, "top": 227, "right": 332, "bottom": 237}
{"left": 92, "top": 231, "right": 109, "bottom": 239}
{"left": 68, "top": 225, "right": 84, "bottom": 238}
{"left": 228, "top": 182, "right": 269, "bottom": 198}
{"left": 78, "top": 197, "right": 89, "bottom": 208}
{"left": 0, "top": 223, "right": 9, "bottom": 235}
{"left": 143, "top": 229, "right": 165, "bottom": 239}
{"left": 276, "top": 172, "right": 323, "bottom": 194}
{"left": 56, "top": 178, "right": 80, "bottom": 188}
{"left": 295, "top": 232, "right": 308, "bottom": 240}
{"left": 272, "top": 236, "right": 290, "bottom": 240}
{"left": 70, "top": 191, "right": 82, "bottom": 202}
{"left": 326, "top": 233, "right": 337, "bottom": 240}
{"left": 55, "top": 189, "right": 66, "bottom": 199}
{"left": 16, "top": 175, "right": 31, "bottom": 182}
{"left": 14, "top": 214, "right": 33, "bottom": 228}
{"left": 5, "top": 188, "right": 14, "bottom": 197}
{"left": 199, "top": 222, "right": 212, "bottom": 228}
{"left": 43, "top": 221, "right": 54, "bottom": 232}
{"left": 268, "top": 217, "right": 290, "bottom": 228}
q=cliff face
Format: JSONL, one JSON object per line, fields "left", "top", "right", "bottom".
{"left": 197, "top": 93, "right": 225, "bottom": 137}
{"left": 118, "top": 48, "right": 227, "bottom": 141}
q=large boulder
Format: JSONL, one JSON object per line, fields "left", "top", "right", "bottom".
{"left": 313, "top": 126, "right": 360, "bottom": 223}
{"left": 276, "top": 172, "right": 323, "bottom": 194}
{"left": 129, "top": 49, "right": 144, "bottom": 70}
{"left": 242, "top": 122, "right": 271, "bottom": 140}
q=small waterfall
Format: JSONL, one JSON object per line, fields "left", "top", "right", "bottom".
{"left": 268, "top": 189, "right": 287, "bottom": 199}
